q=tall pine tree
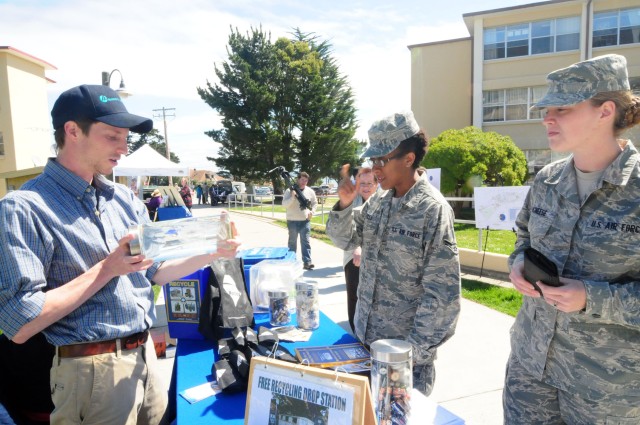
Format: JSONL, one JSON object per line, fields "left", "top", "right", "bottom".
{"left": 197, "top": 26, "right": 362, "bottom": 192}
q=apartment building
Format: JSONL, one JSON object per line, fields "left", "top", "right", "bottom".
{"left": 0, "top": 46, "right": 56, "bottom": 197}
{"left": 409, "top": 0, "right": 640, "bottom": 172}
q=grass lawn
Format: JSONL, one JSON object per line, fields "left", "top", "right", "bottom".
{"left": 271, "top": 219, "right": 522, "bottom": 315}
{"left": 462, "top": 278, "right": 522, "bottom": 317}
{"left": 454, "top": 223, "right": 517, "bottom": 255}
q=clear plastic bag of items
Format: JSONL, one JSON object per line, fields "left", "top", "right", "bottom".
{"left": 128, "top": 212, "right": 231, "bottom": 262}
{"left": 370, "top": 339, "right": 412, "bottom": 425}
{"left": 295, "top": 279, "right": 319, "bottom": 330}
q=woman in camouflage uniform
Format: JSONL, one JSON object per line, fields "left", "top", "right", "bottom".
{"left": 327, "top": 112, "right": 461, "bottom": 396}
{"left": 505, "top": 54, "right": 640, "bottom": 423}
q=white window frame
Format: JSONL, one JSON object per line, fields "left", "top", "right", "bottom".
{"left": 593, "top": 7, "right": 640, "bottom": 48}
{"left": 482, "top": 86, "right": 546, "bottom": 123}
{"left": 483, "top": 16, "right": 580, "bottom": 60}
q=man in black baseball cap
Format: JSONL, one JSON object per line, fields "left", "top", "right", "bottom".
{"left": 52, "top": 84, "right": 152, "bottom": 133}
{"left": 0, "top": 84, "right": 241, "bottom": 425}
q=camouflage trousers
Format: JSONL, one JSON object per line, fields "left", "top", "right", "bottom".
{"left": 413, "top": 362, "right": 435, "bottom": 396}
{"left": 503, "top": 353, "right": 640, "bottom": 424}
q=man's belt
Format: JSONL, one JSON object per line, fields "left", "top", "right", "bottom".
{"left": 58, "top": 330, "right": 149, "bottom": 358}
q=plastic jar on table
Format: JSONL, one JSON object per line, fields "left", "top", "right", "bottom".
{"left": 268, "top": 289, "right": 290, "bottom": 326}
{"left": 295, "top": 279, "right": 319, "bottom": 330}
{"left": 370, "top": 339, "right": 413, "bottom": 425}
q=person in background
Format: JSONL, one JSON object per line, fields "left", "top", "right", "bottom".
{"left": 0, "top": 84, "right": 241, "bottom": 425}
{"left": 146, "top": 188, "right": 163, "bottom": 221}
{"left": 342, "top": 167, "right": 378, "bottom": 332}
{"left": 282, "top": 172, "right": 318, "bottom": 270}
{"left": 195, "top": 184, "right": 203, "bottom": 205}
{"left": 202, "top": 181, "right": 209, "bottom": 205}
{"left": 129, "top": 178, "right": 139, "bottom": 198}
{"left": 505, "top": 54, "right": 640, "bottom": 423}
{"left": 327, "top": 111, "right": 460, "bottom": 395}
{"left": 179, "top": 177, "right": 192, "bottom": 212}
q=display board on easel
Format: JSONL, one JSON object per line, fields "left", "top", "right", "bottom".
{"left": 474, "top": 186, "right": 530, "bottom": 230}
{"left": 245, "top": 356, "right": 374, "bottom": 425}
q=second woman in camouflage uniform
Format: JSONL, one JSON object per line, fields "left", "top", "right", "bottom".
{"left": 505, "top": 54, "right": 640, "bottom": 423}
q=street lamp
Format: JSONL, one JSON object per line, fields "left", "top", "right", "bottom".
{"left": 101, "top": 69, "right": 132, "bottom": 99}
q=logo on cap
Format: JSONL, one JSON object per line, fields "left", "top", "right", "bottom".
{"left": 99, "top": 95, "right": 121, "bottom": 103}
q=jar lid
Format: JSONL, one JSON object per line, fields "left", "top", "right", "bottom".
{"left": 267, "top": 290, "right": 288, "bottom": 298}
{"left": 296, "top": 280, "right": 318, "bottom": 291}
{"left": 370, "top": 339, "right": 412, "bottom": 363}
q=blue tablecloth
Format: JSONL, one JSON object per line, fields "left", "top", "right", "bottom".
{"left": 176, "top": 311, "right": 357, "bottom": 424}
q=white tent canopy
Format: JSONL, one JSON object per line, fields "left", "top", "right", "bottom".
{"left": 113, "top": 144, "right": 189, "bottom": 177}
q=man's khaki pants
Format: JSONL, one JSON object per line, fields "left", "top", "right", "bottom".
{"left": 50, "top": 338, "right": 167, "bottom": 425}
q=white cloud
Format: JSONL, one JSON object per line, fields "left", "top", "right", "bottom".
{"left": 1, "top": 0, "right": 530, "bottom": 172}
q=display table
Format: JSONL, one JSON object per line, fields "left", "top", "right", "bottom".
{"left": 175, "top": 312, "right": 466, "bottom": 424}
{"left": 176, "top": 311, "right": 357, "bottom": 424}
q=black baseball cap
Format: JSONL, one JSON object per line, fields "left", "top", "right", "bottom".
{"left": 51, "top": 84, "right": 153, "bottom": 133}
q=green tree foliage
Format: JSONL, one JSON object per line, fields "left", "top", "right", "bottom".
{"left": 127, "top": 129, "right": 181, "bottom": 163}
{"left": 424, "top": 126, "right": 527, "bottom": 195}
{"left": 197, "top": 26, "right": 362, "bottom": 192}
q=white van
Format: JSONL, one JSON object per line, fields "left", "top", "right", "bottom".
{"left": 232, "top": 182, "right": 246, "bottom": 194}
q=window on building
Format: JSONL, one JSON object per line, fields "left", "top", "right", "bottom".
{"left": 484, "top": 16, "right": 580, "bottom": 60}
{"left": 482, "top": 90, "right": 504, "bottom": 122}
{"left": 0, "top": 131, "right": 4, "bottom": 156}
{"left": 484, "top": 27, "right": 505, "bottom": 60}
{"left": 631, "top": 77, "right": 640, "bottom": 96}
{"left": 556, "top": 17, "right": 581, "bottom": 51}
{"left": 528, "top": 86, "right": 547, "bottom": 120}
{"left": 483, "top": 86, "right": 547, "bottom": 122}
{"left": 594, "top": 8, "right": 640, "bottom": 47}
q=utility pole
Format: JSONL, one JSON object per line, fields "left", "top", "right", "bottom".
{"left": 153, "top": 107, "right": 176, "bottom": 185}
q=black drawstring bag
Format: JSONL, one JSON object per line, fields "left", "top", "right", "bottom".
{"left": 214, "top": 326, "right": 298, "bottom": 393}
{"left": 199, "top": 258, "right": 255, "bottom": 341}
{"left": 250, "top": 327, "right": 297, "bottom": 363}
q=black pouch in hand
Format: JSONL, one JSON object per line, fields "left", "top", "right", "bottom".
{"left": 524, "top": 247, "right": 561, "bottom": 296}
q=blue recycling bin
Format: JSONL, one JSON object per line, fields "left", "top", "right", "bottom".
{"left": 163, "top": 267, "right": 210, "bottom": 340}
{"left": 237, "top": 247, "right": 295, "bottom": 291}
{"left": 157, "top": 206, "right": 191, "bottom": 221}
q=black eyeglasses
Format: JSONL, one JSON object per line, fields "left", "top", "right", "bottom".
{"left": 368, "top": 153, "right": 404, "bottom": 168}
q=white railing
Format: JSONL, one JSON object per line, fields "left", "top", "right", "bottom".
{"left": 225, "top": 195, "right": 487, "bottom": 250}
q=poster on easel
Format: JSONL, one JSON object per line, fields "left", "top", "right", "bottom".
{"left": 474, "top": 186, "right": 530, "bottom": 230}
{"left": 245, "top": 356, "right": 374, "bottom": 425}
{"left": 425, "top": 168, "right": 441, "bottom": 192}
{"left": 473, "top": 186, "right": 529, "bottom": 230}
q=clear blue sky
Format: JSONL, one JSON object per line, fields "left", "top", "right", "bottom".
{"left": 1, "top": 0, "right": 535, "bottom": 171}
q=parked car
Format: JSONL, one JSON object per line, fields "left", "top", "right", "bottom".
{"left": 254, "top": 186, "right": 271, "bottom": 196}
{"left": 310, "top": 186, "right": 324, "bottom": 196}
{"left": 209, "top": 185, "right": 230, "bottom": 206}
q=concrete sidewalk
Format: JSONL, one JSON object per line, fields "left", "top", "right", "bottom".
{"left": 159, "top": 204, "right": 515, "bottom": 424}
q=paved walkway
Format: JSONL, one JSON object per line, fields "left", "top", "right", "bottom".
{"left": 157, "top": 204, "right": 516, "bottom": 424}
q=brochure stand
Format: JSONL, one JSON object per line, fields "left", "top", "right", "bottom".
{"left": 245, "top": 356, "right": 375, "bottom": 425}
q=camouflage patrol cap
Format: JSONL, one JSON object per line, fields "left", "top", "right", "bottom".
{"left": 532, "top": 54, "right": 630, "bottom": 110}
{"left": 363, "top": 111, "right": 420, "bottom": 158}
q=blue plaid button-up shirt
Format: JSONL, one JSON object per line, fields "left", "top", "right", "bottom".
{"left": 0, "top": 158, "right": 161, "bottom": 345}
